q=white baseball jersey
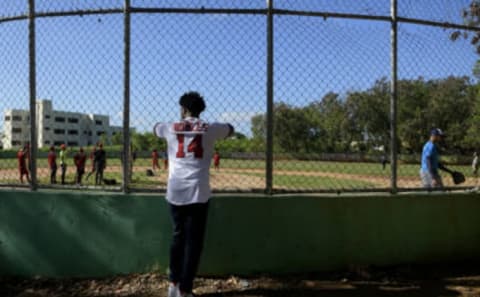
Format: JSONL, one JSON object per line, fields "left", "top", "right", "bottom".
{"left": 154, "top": 117, "right": 231, "bottom": 205}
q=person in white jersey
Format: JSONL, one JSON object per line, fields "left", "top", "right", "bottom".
{"left": 154, "top": 91, "right": 234, "bottom": 297}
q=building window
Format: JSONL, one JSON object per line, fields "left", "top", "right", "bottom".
{"left": 88, "top": 131, "right": 92, "bottom": 136}
{"left": 4, "top": 116, "right": 10, "bottom": 121}
{"left": 54, "top": 141, "right": 63, "bottom": 146}
{"left": 68, "top": 130, "right": 78, "bottom": 135}
{"left": 45, "top": 115, "right": 50, "bottom": 119}
{"left": 68, "top": 118, "right": 79, "bottom": 124}
{"left": 84, "top": 130, "right": 88, "bottom": 135}
{"left": 95, "top": 120, "right": 103, "bottom": 125}
{"left": 11, "top": 140, "right": 22, "bottom": 146}
{"left": 44, "top": 141, "right": 50, "bottom": 145}
{"left": 12, "top": 128, "right": 22, "bottom": 133}
{"left": 97, "top": 131, "right": 105, "bottom": 136}
{"left": 67, "top": 141, "right": 78, "bottom": 146}
{"left": 45, "top": 127, "right": 50, "bottom": 131}
{"left": 55, "top": 117, "right": 65, "bottom": 123}
{"left": 12, "top": 116, "right": 22, "bottom": 121}
{"left": 54, "top": 129, "right": 65, "bottom": 134}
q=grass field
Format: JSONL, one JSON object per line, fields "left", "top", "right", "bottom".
{"left": 1, "top": 157, "right": 477, "bottom": 191}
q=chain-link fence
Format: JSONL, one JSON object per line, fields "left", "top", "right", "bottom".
{"left": 0, "top": 0, "right": 479, "bottom": 194}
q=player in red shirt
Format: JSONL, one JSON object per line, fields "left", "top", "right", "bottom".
{"left": 47, "top": 145, "right": 57, "bottom": 184}
{"left": 17, "top": 145, "right": 31, "bottom": 184}
{"left": 213, "top": 150, "right": 220, "bottom": 171}
{"left": 73, "top": 147, "right": 87, "bottom": 185}
{"left": 152, "top": 149, "right": 160, "bottom": 171}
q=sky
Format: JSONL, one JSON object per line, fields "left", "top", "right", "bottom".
{"left": 0, "top": 0, "right": 478, "bottom": 137}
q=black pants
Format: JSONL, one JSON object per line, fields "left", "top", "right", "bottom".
{"left": 60, "top": 164, "right": 67, "bottom": 185}
{"left": 50, "top": 165, "right": 57, "bottom": 184}
{"left": 76, "top": 168, "right": 85, "bottom": 184}
{"left": 169, "top": 202, "right": 209, "bottom": 294}
{"left": 95, "top": 163, "right": 104, "bottom": 185}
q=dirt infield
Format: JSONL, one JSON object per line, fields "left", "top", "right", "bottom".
{"left": 2, "top": 264, "right": 480, "bottom": 297}
{"left": 0, "top": 165, "right": 478, "bottom": 190}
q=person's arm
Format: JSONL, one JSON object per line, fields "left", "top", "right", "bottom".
{"left": 210, "top": 123, "right": 234, "bottom": 140}
{"left": 153, "top": 123, "right": 167, "bottom": 138}
{"left": 438, "top": 162, "right": 452, "bottom": 174}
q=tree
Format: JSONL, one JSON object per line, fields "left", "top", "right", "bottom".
{"left": 344, "top": 78, "right": 390, "bottom": 151}
{"left": 397, "top": 78, "right": 431, "bottom": 152}
{"left": 248, "top": 76, "right": 478, "bottom": 155}
{"left": 451, "top": 1, "right": 480, "bottom": 77}
{"left": 251, "top": 103, "right": 312, "bottom": 153}
{"left": 251, "top": 114, "right": 266, "bottom": 140}
{"left": 111, "top": 132, "right": 123, "bottom": 146}
{"left": 130, "top": 132, "right": 149, "bottom": 151}
{"left": 305, "top": 92, "right": 350, "bottom": 152}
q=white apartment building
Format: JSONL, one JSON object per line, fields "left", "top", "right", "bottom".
{"left": 3, "top": 100, "right": 123, "bottom": 149}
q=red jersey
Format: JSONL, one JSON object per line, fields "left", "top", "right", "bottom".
{"left": 152, "top": 151, "right": 159, "bottom": 160}
{"left": 74, "top": 152, "right": 87, "bottom": 169}
{"left": 48, "top": 151, "right": 57, "bottom": 168}
{"left": 213, "top": 153, "right": 220, "bottom": 163}
{"left": 17, "top": 151, "right": 27, "bottom": 171}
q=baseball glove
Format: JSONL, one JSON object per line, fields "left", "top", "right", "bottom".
{"left": 451, "top": 171, "right": 465, "bottom": 185}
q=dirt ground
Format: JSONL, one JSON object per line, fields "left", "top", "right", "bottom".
{"left": 2, "top": 165, "right": 478, "bottom": 190}
{"left": 2, "top": 264, "right": 480, "bottom": 297}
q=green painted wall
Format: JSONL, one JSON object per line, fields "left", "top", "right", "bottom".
{"left": 0, "top": 190, "right": 479, "bottom": 277}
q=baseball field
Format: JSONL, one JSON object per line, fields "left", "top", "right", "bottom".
{"left": 0, "top": 156, "right": 477, "bottom": 191}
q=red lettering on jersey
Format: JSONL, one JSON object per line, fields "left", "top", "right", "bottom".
{"left": 176, "top": 134, "right": 186, "bottom": 158}
{"left": 176, "top": 134, "right": 203, "bottom": 159}
{"left": 174, "top": 121, "right": 205, "bottom": 159}
{"left": 187, "top": 135, "right": 203, "bottom": 158}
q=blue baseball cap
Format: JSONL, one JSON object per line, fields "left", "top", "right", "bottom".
{"left": 430, "top": 128, "right": 445, "bottom": 136}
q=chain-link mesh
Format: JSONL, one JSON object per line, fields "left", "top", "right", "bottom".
{"left": 0, "top": 20, "right": 29, "bottom": 186}
{"left": 0, "top": 0, "right": 479, "bottom": 193}
{"left": 0, "top": 2, "right": 27, "bottom": 18}
{"left": 35, "top": 1, "right": 121, "bottom": 13}
{"left": 130, "top": 13, "right": 265, "bottom": 192}
{"left": 399, "top": 0, "right": 471, "bottom": 25}
{"left": 273, "top": 16, "right": 391, "bottom": 193}
{"left": 35, "top": 13, "right": 123, "bottom": 189}
{"left": 130, "top": 1, "right": 264, "bottom": 10}
{"left": 397, "top": 22, "right": 479, "bottom": 190}
{"left": 275, "top": 0, "right": 390, "bottom": 16}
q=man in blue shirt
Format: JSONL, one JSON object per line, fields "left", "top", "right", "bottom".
{"left": 420, "top": 128, "right": 446, "bottom": 188}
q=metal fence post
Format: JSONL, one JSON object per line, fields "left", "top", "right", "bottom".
{"left": 266, "top": 0, "right": 274, "bottom": 195}
{"left": 390, "top": 0, "right": 398, "bottom": 193}
{"left": 122, "top": 0, "right": 131, "bottom": 193}
{"left": 28, "top": 0, "right": 37, "bottom": 190}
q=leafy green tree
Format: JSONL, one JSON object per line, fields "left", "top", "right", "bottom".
{"left": 251, "top": 103, "right": 312, "bottom": 153}
{"left": 397, "top": 78, "right": 431, "bottom": 152}
{"left": 304, "top": 92, "right": 350, "bottom": 153}
{"left": 111, "top": 132, "right": 123, "bottom": 146}
{"left": 130, "top": 132, "right": 149, "bottom": 151}
{"left": 451, "top": 1, "right": 480, "bottom": 77}
{"left": 460, "top": 83, "right": 480, "bottom": 151}
{"left": 251, "top": 114, "right": 266, "bottom": 140}
{"left": 344, "top": 78, "right": 390, "bottom": 151}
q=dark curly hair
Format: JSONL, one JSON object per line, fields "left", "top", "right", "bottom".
{"left": 179, "top": 91, "right": 206, "bottom": 117}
